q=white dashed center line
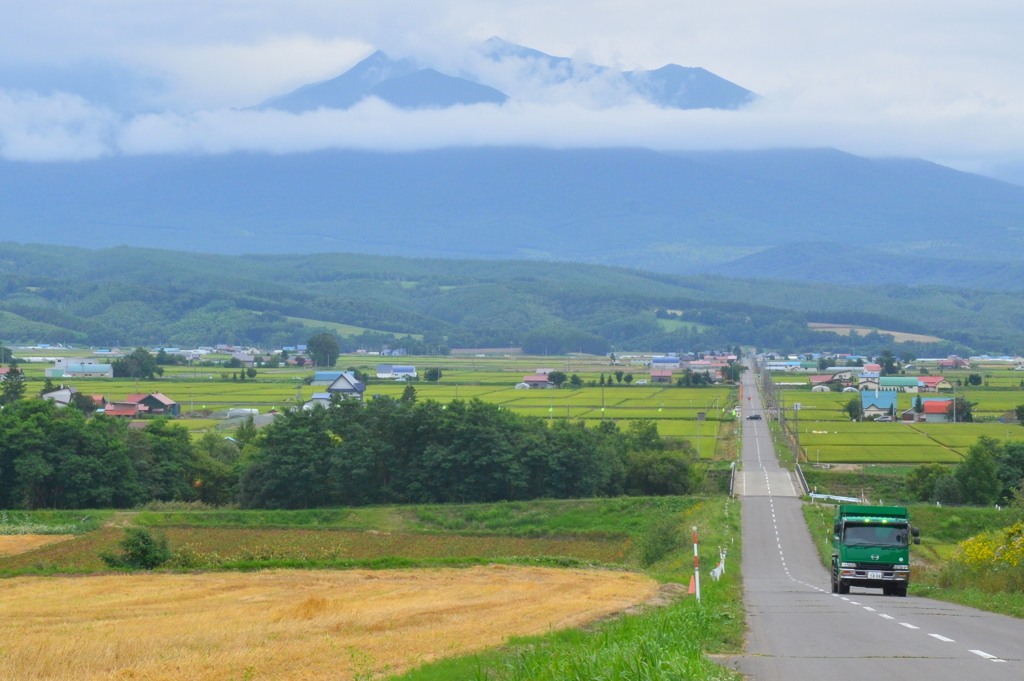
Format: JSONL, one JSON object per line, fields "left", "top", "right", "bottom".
{"left": 862, "top": 607, "right": 875, "bottom": 612}
{"left": 929, "top": 634, "right": 955, "bottom": 642}
{"left": 879, "top": 614, "right": 894, "bottom": 620}
{"left": 899, "top": 623, "right": 919, "bottom": 630}
{"left": 969, "top": 650, "right": 1005, "bottom": 662}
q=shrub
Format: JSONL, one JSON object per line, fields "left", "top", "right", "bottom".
{"left": 933, "top": 475, "right": 963, "bottom": 505}
{"left": 101, "top": 527, "right": 172, "bottom": 569}
{"left": 625, "top": 451, "right": 693, "bottom": 496}
{"left": 639, "top": 516, "right": 682, "bottom": 566}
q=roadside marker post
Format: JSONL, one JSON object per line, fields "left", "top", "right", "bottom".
{"left": 693, "top": 526, "right": 701, "bottom": 603}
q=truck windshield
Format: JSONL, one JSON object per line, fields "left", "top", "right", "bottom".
{"left": 842, "top": 523, "right": 908, "bottom": 547}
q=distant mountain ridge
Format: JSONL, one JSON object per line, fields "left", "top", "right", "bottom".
{"left": 257, "top": 39, "right": 755, "bottom": 112}
{"left": 257, "top": 51, "right": 508, "bottom": 111}
{"left": 2, "top": 147, "right": 1024, "bottom": 283}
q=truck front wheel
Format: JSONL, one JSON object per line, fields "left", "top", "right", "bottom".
{"left": 895, "top": 587, "right": 907, "bottom": 597}
{"left": 838, "top": 581, "right": 850, "bottom": 595}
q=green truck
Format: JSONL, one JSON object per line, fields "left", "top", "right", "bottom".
{"left": 831, "top": 505, "right": 920, "bottom": 597}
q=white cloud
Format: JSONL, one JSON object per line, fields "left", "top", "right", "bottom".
{"left": 0, "top": 90, "right": 117, "bottom": 161}
{"left": 0, "top": 0, "right": 1023, "bottom": 175}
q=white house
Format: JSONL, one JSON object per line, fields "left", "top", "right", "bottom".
{"left": 326, "top": 372, "right": 366, "bottom": 401}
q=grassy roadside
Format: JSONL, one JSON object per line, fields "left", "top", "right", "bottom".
{"left": 391, "top": 495, "right": 744, "bottom": 681}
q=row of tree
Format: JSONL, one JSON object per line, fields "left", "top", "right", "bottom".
{"left": 0, "top": 396, "right": 697, "bottom": 510}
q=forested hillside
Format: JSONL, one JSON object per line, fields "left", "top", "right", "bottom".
{"left": 2, "top": 148, "right": 1024, "bottom": 274}
{"left": 1, "top": 243, "right": 1023, "bottom": 354}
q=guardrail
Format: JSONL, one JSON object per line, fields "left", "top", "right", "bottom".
{"left": 809, "top": 493, "right": 863, "bottom": 504}
{"left": 794, "top": 462, "right": 810, "bottom": 495}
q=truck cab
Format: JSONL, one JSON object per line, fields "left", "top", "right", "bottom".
{"left": 830, "top": 505, "right": 920, "bottom": 597}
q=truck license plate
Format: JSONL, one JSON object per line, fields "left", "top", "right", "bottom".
{"left": 867, "top": 571, "right": 883, "bottom": 580}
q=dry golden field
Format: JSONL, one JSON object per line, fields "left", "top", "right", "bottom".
{"left": 0, "top": 535, "right": 74, "bottom": 557}
{"left": 0, "top": 566, "right": 657, "bottom": 681}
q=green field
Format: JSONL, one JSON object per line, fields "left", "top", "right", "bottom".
{"left": 9, "top": 353, "right": 739, "bottom": 464}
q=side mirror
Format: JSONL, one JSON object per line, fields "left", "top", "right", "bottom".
{"left": 913, "top": 537, "right": 921, "bottom": 545}
{"left": 911, "top": 526, "right": 920, "bottom": 538}
{"left": 833, "top": 523, "right": 841, "bottom": 536}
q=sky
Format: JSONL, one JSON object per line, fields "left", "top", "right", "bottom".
{"left": 1, "top": 0, "right": 1023, "bottom": 181}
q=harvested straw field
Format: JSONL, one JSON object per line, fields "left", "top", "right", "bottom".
{"left": 0, "top": 566, "right": 657, "bottom": 681}
{"left": 0, "top": 534, "right": 74, "bottom": 556}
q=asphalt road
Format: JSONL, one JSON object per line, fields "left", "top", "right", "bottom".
{"left": 727, "top": 368, "right": 1022, "bottom": 679}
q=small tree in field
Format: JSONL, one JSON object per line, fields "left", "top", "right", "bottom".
{"left": 101, "top": 527, "right": 172, "bottom": 569}
{"left": 547, "top": 371, "right": 567, "bottom": 388}
{"left": 842, "top": 397, "right": 862, "bottom": 421}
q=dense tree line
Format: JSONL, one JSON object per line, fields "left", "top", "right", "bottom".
{"left": 905, "top": 437, "right": 1024, "bottom": 506}
{"left": 0, "top": 396, "right": 695, "bottom": 510}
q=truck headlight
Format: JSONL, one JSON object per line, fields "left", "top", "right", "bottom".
{"left": 841, "top": 562, "right": 856, "bottom": 568}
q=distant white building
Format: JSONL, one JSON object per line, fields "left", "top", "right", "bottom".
{"left": 46, "top": 358, "right": 113, "bottom": 378}
{"left": 376, "top": 364, "right": 417, "bottom": 379}
{"left": 651, "top": 356, "right": 680, "bottom": 370}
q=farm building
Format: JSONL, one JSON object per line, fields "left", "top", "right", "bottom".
{"left": 861, "top": 392, "right": 898, "bottom": 419}
{"left": 311, "top": 371, "right": 345, "bottom": 386}
{"left": 879, "top": 377, "right": 919, "bottom": 393}
{"left": 521, "top": 375, "right": 554, "bottom": 389}
{"left": 650, "top": 369, "right": 673, "bottom": 384}
{"left": 811, "top": 385, "right": 831, "bottom": 392}
{"left": 376, "top": 364, "right": 417, "bottom": 379}
{"left": 863, "top": 363, "right": 882, "bottom": 372}
{"left": 126, "top": 393, "right": 180, "bottom": 416}
{"left": 652, "top": 356, "right": 680, "bottom": 370}
{"left": 104, "top": 401, "right": 145, "bottom": 417}
{"left": 326, "top": 372, "right": 366, "bottom": 401}
{"left": 46, "top": 358, "right": 113, "bottom": 378}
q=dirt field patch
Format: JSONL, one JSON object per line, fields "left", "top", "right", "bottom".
{"left": 0, "top": 566, "right": 657, "bottom": 681}
{"left": 807, "top": 322, "right": 942, "bottom": 343}
{"left": 0, "top": 534, "right": 74, "bottom": 556}
{"left": 0, "top": 526, "right": 630, "bottom": 573}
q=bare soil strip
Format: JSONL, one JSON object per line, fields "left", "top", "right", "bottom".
{"left": 0, "top": 534, "right": 75, "bottom": 557}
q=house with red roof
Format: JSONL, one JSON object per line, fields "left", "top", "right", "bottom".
{"left": 104, "top": 401, "right": 146, "bottom": 417}
{"left": 901, "top": 398, "right": 953, "bottom": 423}
{"left": 917, "top": 376, "right": 953, "bottom": 392}
{"left": 126, "top": 393, "right": 179, "bottom": 416}
{"left": 521, "top": 375, "right": 554, "bottom": 389}
{"left": 650, "top": 369, "right": 673, "bottom": 384}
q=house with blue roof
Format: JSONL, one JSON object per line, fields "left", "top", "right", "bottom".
{"left": 311, "top": 370, "right": 345, "bottom": 386}
{"left": 861, "top": 391, "right": 898, "bottom": 418}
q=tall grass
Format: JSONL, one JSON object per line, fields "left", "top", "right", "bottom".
{"left": 0, "top": 510, "right": 105, "bottom": 535}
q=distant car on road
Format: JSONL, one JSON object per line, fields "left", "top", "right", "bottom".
{"left": 875, "top": 416, "right": 893, "bottom": 422}
{"left": 746, "top": 414, "right": 762, "bottom": 420}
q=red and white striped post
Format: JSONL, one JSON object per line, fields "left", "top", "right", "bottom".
{"left": 692, "top": 525, "right": 701, "bottom": 603}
